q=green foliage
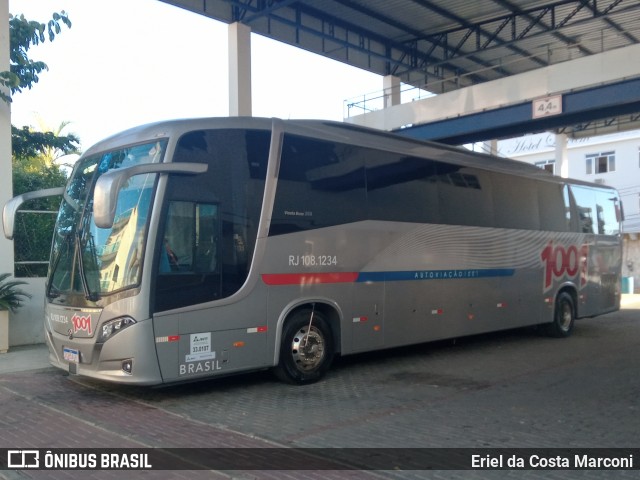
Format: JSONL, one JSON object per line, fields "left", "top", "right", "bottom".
{"left": 0, "top": 11, "right": 72, "bottom": 103}
{"left": 2, "top": 11, "right": 76, "bottom": 277}
{"left": 12, "top": 125, "right": 79, "bottom": 159}
{"left": 12, "top": 134, "right": 71, "bottom": 277}
{"left": 0, "top": 273, "right": 31, "bottom": 312}
{"left": 2, "top": 11, "right": 77, "bottom": 155}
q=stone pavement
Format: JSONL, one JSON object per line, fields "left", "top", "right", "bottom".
{"left": 1, "top": 296, "right": 640, "bottom": 479}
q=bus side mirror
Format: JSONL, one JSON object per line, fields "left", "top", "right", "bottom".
{"left": 93, "top": 163, "right": 208, "bottom": 229}
{"left": 3, "top": 187, "right": 65, "bottom": 240}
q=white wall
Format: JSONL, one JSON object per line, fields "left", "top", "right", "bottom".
{"left": 1, "top": 0, "right": 20, "bottom": 348}
{"left": 0, "top": 0, "right": 13, "bottom": 274}
{"left": 9, "top": 279, "right": 46, "bottom": 346}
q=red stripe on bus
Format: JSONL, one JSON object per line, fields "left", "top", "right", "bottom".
{"left": 261, "top": 272, "right": 359, "bottom": 286}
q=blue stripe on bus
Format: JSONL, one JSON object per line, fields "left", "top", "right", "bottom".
{"left": 356, "top": 268, "right": 515, "bottom": 283}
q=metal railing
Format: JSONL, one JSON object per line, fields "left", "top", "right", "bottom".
{"left": 14, "top": 209, "right": 57, "bottom": 278}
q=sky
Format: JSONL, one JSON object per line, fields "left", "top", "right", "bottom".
{"left": 8, "top": 0, "right": 382, "bottom": 151}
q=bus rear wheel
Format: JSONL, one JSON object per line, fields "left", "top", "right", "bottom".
{"left": 544, "top": 292, "right": 575, "bottom": 338}
{"left": 274, "top": 309, "right": 334, "bottom": 385}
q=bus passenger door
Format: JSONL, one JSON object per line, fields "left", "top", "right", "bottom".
{"left": 155, "top": 201, "right": 222, "bottom": 312}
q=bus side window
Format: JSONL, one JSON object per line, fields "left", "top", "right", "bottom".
{"left": 538, "top": 183, "right": 571, "bottom": 232}
{"left": 596, "top": 190, "right": 621, "bottom": 235}
{"left": 569, "top": 186, "right": 596, "bottom": 234}
{"left": 194, "top": 203, "right": 218, "bottom": 272}
{"left": 159, "top": 201, "right": 219, "bottom": 274}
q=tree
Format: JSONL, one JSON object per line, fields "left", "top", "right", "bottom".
{"left": 2, "top": 12, "right": 78, "bottom": 276}
{"left": 1, "top": 12, "right": 72, "bottom": 103}
{"left": 1, "top": 11, "right": 78, "bottom": 158}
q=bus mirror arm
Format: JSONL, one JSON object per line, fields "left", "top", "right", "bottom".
{"left": 93, "top": 162, "right": 208, "bottom": 229}
{"left": 3, "top": 187, "right": 65, "bottom": 240}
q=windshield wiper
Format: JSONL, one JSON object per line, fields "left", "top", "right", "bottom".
{"left": 46, "top": 233, "right": 72, "bottom": 300}
{"left": 74, "top": 229, "right": 100, "bottom": 302}
{"left": 46, "top": 285, "right": 61, "bottom": 300}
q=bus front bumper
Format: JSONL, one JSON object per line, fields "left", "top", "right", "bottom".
{"left": 45, "top": 318, "right": 163, "bottom": 386}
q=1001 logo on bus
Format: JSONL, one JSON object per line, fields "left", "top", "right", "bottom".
{"left": 71, "top": 314, "right": 92, "bottom": 335}
{"left": 541, "top": 241, "right": 588, "bottom": 291}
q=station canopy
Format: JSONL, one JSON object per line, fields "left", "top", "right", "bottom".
{"left": 160, "top": 0, "right": 640, "bottom": 94}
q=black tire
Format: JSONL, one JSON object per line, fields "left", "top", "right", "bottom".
{"left": 274, "top": 309, "right": 334, "bottom": 385}
{"left": 544, "top": 292, "right": 575, "bottom": 338}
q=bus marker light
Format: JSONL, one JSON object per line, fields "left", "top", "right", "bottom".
{"left": 431, "top": 309, "right": 443, "bottom": 315}
{"left": 233, "top": 341, "right": 245, "bottom": 348}
{"left": 468, "top": 314, "right": 475, "bottom": 320}
{"left": 155, "top": 335, "right": 180, "bottom": 343}
{"left": 497, "top": 302, "right": 507, "bottom": 308}
{"left": 373, "top": 325, "right": 381, "bottom": 332}
{"left": 352, "top": 316, "right": 368, "bottom": 323}
{"left": 247, "top": 326, "right": 268, "bottom": 333}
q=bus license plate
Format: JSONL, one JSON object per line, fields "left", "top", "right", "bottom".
{"left": 63, "top": 347, "right": 79, "bottom": 364}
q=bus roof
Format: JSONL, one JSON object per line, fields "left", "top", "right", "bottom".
{"left": 83, "top": 117, "right": 616, "bottom": 192}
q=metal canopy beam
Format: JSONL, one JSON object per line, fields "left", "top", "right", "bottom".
{"left": 346, "top": 42, "right": 640, "bottom": 139}
{"left": 395, "top": 77, "right": 640, "bottom": 144}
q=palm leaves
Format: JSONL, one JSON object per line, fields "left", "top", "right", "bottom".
{"left": 0, "top": 273, "right": 31, "bottom": 312}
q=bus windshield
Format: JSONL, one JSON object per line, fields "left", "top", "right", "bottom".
{"left": 48, "top": 140, "right": 167, "bottom": 300}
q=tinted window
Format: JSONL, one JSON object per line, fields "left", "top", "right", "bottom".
{"left": 271, "top": 135, "right": 366, "bottom": 235}
{"left": 273, "top": 136, "right": 498, "bottom": 229}
{"left": 160, "top": 202, "right": 219, "bottom": 274}
{"left": 271, "top": 135, "right": 598, "bottom": 235}
{"left": 538, "top": 182, "right": 571, "bottom": 232}
{"left": 154, "top": 129, "right": 269, "bottom": 312}
{"left": 595, "top": 189, "right": 621, "bottom": 235}
{"left": 570, "top": 185, "right": 596, "bottom": 234}
{"left": 367, "top": 154, "right": 440, "bottom": 224}
{"left": 437, "top": 165, "right": 493, "bottom": 228}
{"left": 569, "top": 185, "right": 620, "bottom": 235}
{"left": 492, "top": 173, "right": 540, "bottom": 230}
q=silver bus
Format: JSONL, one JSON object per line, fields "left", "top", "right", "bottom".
{"left": 3, "top": 118, "right": 623, "bottom": 385}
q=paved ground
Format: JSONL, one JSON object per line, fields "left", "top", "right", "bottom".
{"left": 1, "top": 296, "right": 640, "bottom": 479}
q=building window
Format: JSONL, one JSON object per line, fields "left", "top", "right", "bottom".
{"left": 586, "top": 151, "right": 615, "bottom": 174}
{"left": 535, "top": 159, "right": 555, "bottom": 174}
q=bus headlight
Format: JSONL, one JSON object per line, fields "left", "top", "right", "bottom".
{"left": 97, "top": 316, "right": 137, "bottom": 343}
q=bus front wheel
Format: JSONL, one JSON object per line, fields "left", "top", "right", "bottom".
{"left": 544, "top": 292, "right": 575, "bottom": 338}
{"left": 274, "top": 309, "right": 334, "bottom": 384}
